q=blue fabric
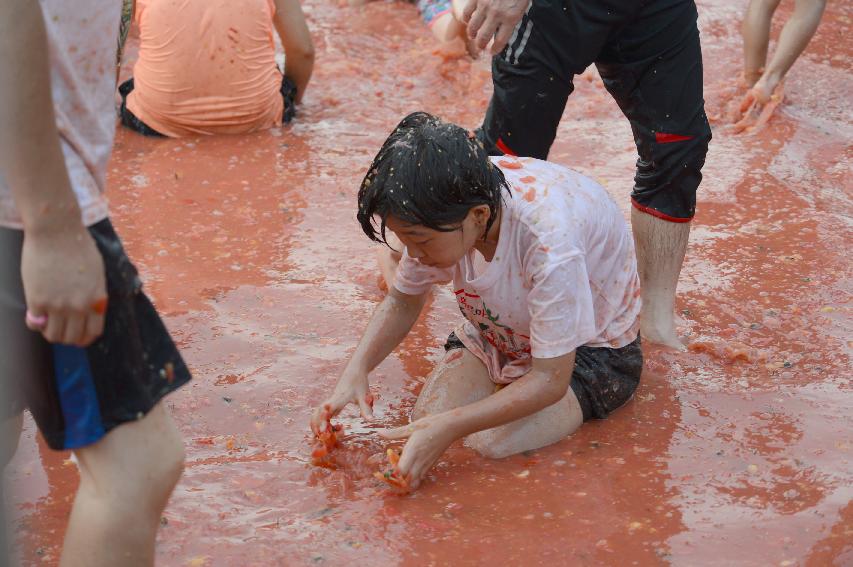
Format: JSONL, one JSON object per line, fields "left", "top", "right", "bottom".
{"left": 417, "top": 0, "right": 452, "bottom": 25}
{"left": 52, "top": 345, "right": 106, "bottom": 449}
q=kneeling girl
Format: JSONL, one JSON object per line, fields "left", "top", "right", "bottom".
{"left": 311, "top": 112, "right": 643, "bottom": 489}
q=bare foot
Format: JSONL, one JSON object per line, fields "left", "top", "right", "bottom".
{"left": 733, "top": 80, "right": 784, "bottom": 133}
{"left": 704, "top": 76, "right": 751, "bottom": 124}
{"left": 640, "top": 318, "right": 687, "bottom": 351}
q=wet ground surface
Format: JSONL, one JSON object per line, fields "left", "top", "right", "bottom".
{"left": 5, "top": 0, "right": 852, "bottom": 565}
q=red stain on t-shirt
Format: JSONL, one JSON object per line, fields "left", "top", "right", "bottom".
{"left": 523, "top": 188, "right": 536, "bottom": 202}
{"left": 498, "top": 160, "right": 523, "bottom": 170}
{"left": 520, "top": 176, "right": 536, "bottom": 183}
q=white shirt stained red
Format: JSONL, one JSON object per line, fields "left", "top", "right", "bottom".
{"left": 394, "top": 157, "right": 641, "bottom": 384}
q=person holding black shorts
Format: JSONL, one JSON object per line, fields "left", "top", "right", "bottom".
{"left": 1, "top": 2, "right": 190, "bottom": 564}
{"left": 465, "top": 0, "right": 712, "bottom": 349}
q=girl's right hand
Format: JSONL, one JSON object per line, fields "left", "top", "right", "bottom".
{"left": 310, "top": 372, "right": 375, "bottom": 435}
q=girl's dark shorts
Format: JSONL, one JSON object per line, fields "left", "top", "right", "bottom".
{"left": 0, "top": 219, "right": 191, "bottom": 450}
{"left": 443, "top": 333, "right": 643, "bottom": 421}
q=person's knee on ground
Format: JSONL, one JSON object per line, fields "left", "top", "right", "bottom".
{"left": 430, "top": 12, "right": 465, "bottom": 43}
{"left": 464, "top": 384, "right": 583, "bottom": 459}
{"left": 450, "top": 0, "right": 468, "bottom": 23}
{"left": 410, "top": 347, "right": 493, "bottom": 422}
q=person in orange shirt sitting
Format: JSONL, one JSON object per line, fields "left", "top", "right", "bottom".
{"left": 119, "top": 0, "right": 315, "bottom": 137}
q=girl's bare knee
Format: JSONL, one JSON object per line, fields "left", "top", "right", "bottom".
{"left": 474, "top": 444, "right": 510, "bottom": 460}
{"left": 464, "top": 431, "right": 512, "bottom": 460}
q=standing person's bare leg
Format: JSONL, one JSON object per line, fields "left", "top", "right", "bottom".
{"left": 750, "top": 0, "right": 826, "bottom": 99}
{"left": 1, "top": 415, "right": 24, "bottom": 564}
{"left": 632, "top": 210, "right": 690, "bottom": 351}
{"left": 595, "top": 1, "right": 709, "bottom": 350}
{"left": 737, "top": 0, "right": 825, "bottom": 130}
{"left": 0, "top": 416, "right": 23, "bottom": 476}
{"left": 59, "top": 403, "right": 184, "bottom": 567}
{"left": 742, "top": 0, "right": 783, "bottom": 86}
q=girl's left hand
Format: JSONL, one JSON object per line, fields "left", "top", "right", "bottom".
{"left": 378, "top": 414, "right": 457, "bottom": 490}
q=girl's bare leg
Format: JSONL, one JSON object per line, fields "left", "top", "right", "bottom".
{"left": 411, "top": 348, "right": 494, "bottom": 421}
{"left": 464, "top": 386, "right": 583, "bottom": 459}
{"left": 412, "top": 348, "right": 583, "bottom": 459}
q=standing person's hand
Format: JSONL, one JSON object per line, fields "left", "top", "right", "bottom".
{"left": 0, "top": 0, "right": 108, "bottom": 347}
{"left": 462, "top": 0, "right": 530, "bottom": 54}
{"left": 21, "top": 223, "right": 107, "bottom": 346}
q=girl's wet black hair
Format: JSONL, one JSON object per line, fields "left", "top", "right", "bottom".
{"left": 357, "top": 111, "right": 510, "bottom": 246}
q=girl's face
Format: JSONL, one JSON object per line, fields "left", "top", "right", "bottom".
{"left": 385, "top": 205, "right": 491, "bottom": 269}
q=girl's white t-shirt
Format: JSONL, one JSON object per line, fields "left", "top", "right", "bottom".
{"left": 394, "top": 157, "right": 641, "bottom": 384}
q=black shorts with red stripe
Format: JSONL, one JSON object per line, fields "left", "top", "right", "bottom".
{"left": 477, "top": 0, "right": 712, "bottom": 222}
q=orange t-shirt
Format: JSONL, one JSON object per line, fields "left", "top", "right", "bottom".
{"left": 126, "top": 0, "right": 284, "bottom": 137}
